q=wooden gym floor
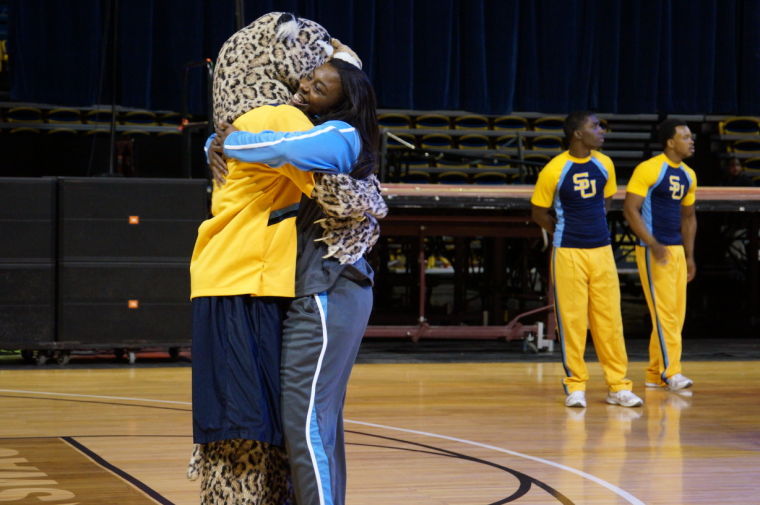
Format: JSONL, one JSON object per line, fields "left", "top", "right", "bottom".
{"left": 1, "top": 353, "right": 759, "bottom": 504}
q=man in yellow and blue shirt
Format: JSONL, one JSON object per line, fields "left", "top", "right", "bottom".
{"left": 623, "top": 119, "right": 697, "bottom": 392}
{"left": 531, "top": 111, "right": 642, "bottom": 409}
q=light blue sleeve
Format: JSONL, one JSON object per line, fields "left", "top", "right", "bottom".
{"left": 222, "top": 120, "right": 360, "bottom": 175}
{"left": 203, "top": 133, "right": 217, "bottom": 165}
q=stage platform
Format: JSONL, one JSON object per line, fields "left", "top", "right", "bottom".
{"left": 381, "top": 183, "right": 760, "bottom": 212}
{"left": 371, "top": 183, "right": 760, "bottom": 341}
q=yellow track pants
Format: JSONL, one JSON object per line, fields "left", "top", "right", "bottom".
{"left": 552, "top": 245, "right": 633, "bottom": 394}
{"left": 635, "top": 245, "right": 687, "bottom": 385}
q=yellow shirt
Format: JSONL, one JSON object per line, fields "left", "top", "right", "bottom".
{"left": 190, "top": 105, "right": 315, "bottom": 298}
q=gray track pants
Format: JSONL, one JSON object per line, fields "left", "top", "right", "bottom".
{"left": 281, "top": 275, "right": 372, "bottom": 505}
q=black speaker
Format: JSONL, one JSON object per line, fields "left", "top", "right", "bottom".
{"left": 57, "top": 178, "right": 208, "bottom": 346}
{"left": 0, "top": 178, "right": 56, "bottom": 346}
{"left": 58, "top": 263, "right": 192, "bottom": 344}
{"left": 59, "top": 177, "right": 207, "bottom": 260}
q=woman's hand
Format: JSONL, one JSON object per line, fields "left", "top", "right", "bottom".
{"left": 208, "top": 122, "right": 240, "bottom": 186}
{"left": 208, "top": 135, "right": 227, "bottom": 186}
{"left": 217, "top": 122, "right": 239, "bottom": 144}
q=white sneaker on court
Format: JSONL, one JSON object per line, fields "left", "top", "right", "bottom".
{"left": 565, "top": 391, "right": 586, "bottom": 408}
{"left": 666, "top": 373, "right": 693, "bottom": 391}
{"left": 606, "top": 390, "right": 643, "bottom": 407}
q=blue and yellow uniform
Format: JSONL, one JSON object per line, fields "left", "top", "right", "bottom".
{"left": 627, "top": 153, "right": 697, "bottom": 385}
{"left": 531, "top": 150, "right": 633, "bottom": 394}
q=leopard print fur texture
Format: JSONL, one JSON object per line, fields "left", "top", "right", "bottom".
{"left": 313, "top": 173, "right": 388, "bottom": 264}
{"left": 212, "top": 12, "right": 384, "bottom": 267}
{"left": 188, "top": 440, "right": 293, "bottom": 505}
{"left": 212, "top": 12, "right": 333, "bottom": 127}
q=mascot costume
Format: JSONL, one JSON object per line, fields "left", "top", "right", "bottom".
{"left": 187, "top": 12, "right": 386, "bottom": 505}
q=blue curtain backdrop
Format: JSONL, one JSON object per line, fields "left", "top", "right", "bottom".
{"left": 8, "top": 0, "right": 760, "bottom": 115}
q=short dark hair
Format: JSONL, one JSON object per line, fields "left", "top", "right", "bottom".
{"left": 563, "top": 110, "right": 595, "bottom": 140}
{"left": 657, "top": 119, "right": 688, "bottom": 147}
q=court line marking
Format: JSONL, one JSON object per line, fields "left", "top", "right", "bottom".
{"left": 345, "top": 419, "right": 645, "bottom": 505}
{"left": 62, "top": 436, "right": 173, "bottom": 505}
{"left": 0, "top": 388, "right": 645, "bottom": 505}
{"left": 0, "top": 388, "right": 189, "bottom": 405}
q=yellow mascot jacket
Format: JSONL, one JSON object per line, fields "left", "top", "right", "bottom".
{"left": 190, "top": 105, "right": 314, "bottom": 299}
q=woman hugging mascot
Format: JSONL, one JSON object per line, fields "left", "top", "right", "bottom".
{"left": 187, "top": 11, "right": 384, "bottom": 505}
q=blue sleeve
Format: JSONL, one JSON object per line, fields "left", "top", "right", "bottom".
{"left": 203, "top": 133, "right": 217, "bottom": 165}
{"left": 222, "top": 120, "right": 360, "bottom": 175}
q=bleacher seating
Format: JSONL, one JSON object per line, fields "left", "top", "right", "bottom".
{"left": 731, "top": 138, "right": 760, "bottom": 154}
{"left": 415, "top": 113, "right": 451, "bottom": 129}
{"left": 7, "top": 103, "right": 752, "bottom": 186}
{"left": 531, "top": 135, "right": 563, "bottom": 151}
{"left": 473, "top": 172, "right": 509, "bottom": 184}
{"left": 0, "top": 102, "right": 192, "bottom": 178}
{"left": 378, "top": 112, "right": 413, "bottom": 129}
{"left": 458, "top": 133, "right": 490, "bottom": 150}
{"left": 745, "top": 169, "right": 760, "bottom": 183}
{"left": 84, "top": 108, "right": 115, "bottom": 125}
{"left": 47, "top": 107, "right": 82, "bottom": 124}
{"left": 420, "top": 133, "right": 453, "bottom": 149}
{"left": 7, "top": 106, "right": 43, "bottom": 123}
{"left": 532, "top": 116, "right": 564, "bottom": 132}
{"left": 123, "top": 110, "right": 158, "bottom": 126}
{"left": 158, "top": 111, "right": 183, "bottom": 126}
{"left": 709, "top": 115, "right": 760, "bottom": 171}
{"left": 719, "top": 116, "right": 760, "bottom": 135}
{"left": 454, "top": 114, "right": 489, "bottom": 130}
{"left": 493, "top": 115, "right": 528, "bottom": 131}
{"left": 494, "top": 134, "right": 521, "bottom": 150}
{"left": 380, "top": 110, "right": 658, "bottom": 184}
{"left": 744, "top": 157, "right": 760, "bottom": 170}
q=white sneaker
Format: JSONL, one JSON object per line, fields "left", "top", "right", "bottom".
{"left": 666, "top": 373, "right": 693, "bottom": 391}
{"left": 565, "top": 391, "right": 586, "bottom": 408}
{"left": 606, "top": 390, "right": 643, "bottom": 407}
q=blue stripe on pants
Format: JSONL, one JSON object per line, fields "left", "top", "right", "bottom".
{"left": 307, "top": 292, "right": 333, "bottom": 505}
{"left": 281, "top": 277, "right": 372, "bottom": 505}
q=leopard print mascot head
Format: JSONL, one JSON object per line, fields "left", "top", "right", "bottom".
{"left": 212, "top": 11, "right": 334, "bottom": 127}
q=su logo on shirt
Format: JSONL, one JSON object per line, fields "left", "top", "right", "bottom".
{"left": 572, "top": 172, "right": 597, "bottom": 198}
{"left": 669, "top": 175, "right": 685, "bottom": 200}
